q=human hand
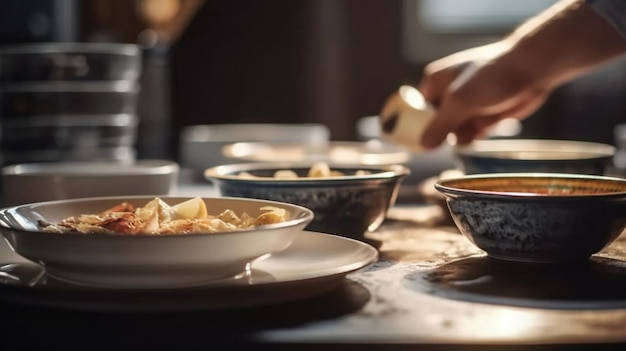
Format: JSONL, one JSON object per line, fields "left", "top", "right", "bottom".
{"left": 412, "top": 0, "right": 626, "bottom": 150}
{"left": 417, "top": 41, "right": 553, "bottom": 149}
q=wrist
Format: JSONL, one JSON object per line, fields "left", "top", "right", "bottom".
{"left": 501, "top": 0, "right": 626, "bottom": 89}
{"left": 496, "top": 37, "right": 563, "bottom": 90}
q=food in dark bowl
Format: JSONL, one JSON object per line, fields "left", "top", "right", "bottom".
{"left": 453, "top": 139, "right": 616, "bottom": 175}
{"left": 205, "top": 162, "right": 410, "bottom": 242}
{"left": 435, "top": 173, "right": 626, "bottom": 263}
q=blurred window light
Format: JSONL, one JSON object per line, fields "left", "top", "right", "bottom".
{"left": 402, "top": 0, "right": 558, "bottom": 62}
{"left": 487, "top": 118, "right": 523, "bottom": 138}
{"left": 418, "top": 0, "right": 557, "bottom": 33}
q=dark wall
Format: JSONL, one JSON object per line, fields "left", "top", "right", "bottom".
{"left": 170, "top": 0, "right": 304, "bottom": 128}
{"left": 169, "top": 0, "right": 418, "bottom": 157}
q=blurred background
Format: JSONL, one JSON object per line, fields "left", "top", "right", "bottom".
{"left": 1, "top": 0, "right": 626, "bottom": 168}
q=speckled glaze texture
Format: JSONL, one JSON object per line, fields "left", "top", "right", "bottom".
{"left": 435, "top": 173, "right": 626, "bottom": 263}
{"left": 447, "top": 198, "right": 626, "bottom": 263}
{"left": 216, "top": 182, "right": 397, "bottom": 238}
{"left": 205, "top": 163, "right": 409, "bottom": 241}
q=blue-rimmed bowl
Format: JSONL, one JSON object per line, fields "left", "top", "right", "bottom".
{"left": 453, "top": 139, "right": 615, "bottom": 175}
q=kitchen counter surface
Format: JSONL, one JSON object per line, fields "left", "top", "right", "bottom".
{"left": 1, "top": 182, "right": 626, "bottom": 350}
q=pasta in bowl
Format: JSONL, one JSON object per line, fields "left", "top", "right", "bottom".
{"left": 0, "top": 196, "right": 313, "bottom": 289}
{"left": 38, "top": 197, "right": 289, "bottom": 235}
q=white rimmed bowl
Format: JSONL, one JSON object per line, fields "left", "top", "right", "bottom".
{"left": 0, "top": 196, "right": 314, "bottom": 289}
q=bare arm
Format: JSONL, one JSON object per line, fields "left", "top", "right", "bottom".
{"left": 506, "top": 0, "right": 626, "bottom": 86}
{"left": 417, "top": 0, "right": 626, "bottom": 149}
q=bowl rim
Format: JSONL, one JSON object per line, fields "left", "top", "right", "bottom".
{"left": 180, "top": 123, "right": 331, "bottom": 142}
{"left": 434, "top": 172, "right": 626, "bottom": 199}
{"left": 2, "top": 160, "right": 180, "bottom": 177}
{"left": 221, "top": 140, "right": 412, "bottom": 165}
{"left": 0, "top": 42, "right": 141, "bottom": 56}
{"left": 204, "top": 162, "right": 411, "bottom": 183}
{"left": 453, "top": 139, "right": 616, "bottom": 159}
{"left": 2, "top": 114, "right": 137, "bottom": 128}
{"left": 0, "top": 195, "right": 314, "bottom": 239}
{"left": 1, "top": 80, "right": 139, "bottom": 93}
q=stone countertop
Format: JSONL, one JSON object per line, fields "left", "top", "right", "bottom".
{"left": 174, "top": 181, "right": 626, "bottom": 346}
{"left": 1, "top": 182, "right": 626, "bottom": 349}
{"left": 253, "top": 205, "right": 626, "bottom": 346}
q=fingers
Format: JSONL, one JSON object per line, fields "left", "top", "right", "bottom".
{"left": 462, "top": 92, "right": 548, "bottom": 143}
{"left": 418, "top": 62, "right": 464, "bottom": 106}
{"left": 421, "top": 92, "right": 547, "bottom": 149}
{"left": 420, "top": 96, "right": 467, "bottom": 149}
{"left": 420, "top": 81, "right": 550, "bottom": 149}
{"left": 418, "top": 72, "right": 468, "bottom": 148}
{"left": 416, "top": 45, "right": 551, "bottom": 150}
{"left": 455, "top": 115, "right": 504, "bottom": 145}
{"left": 496, "top": 90, "right": 549, "bottom": 121}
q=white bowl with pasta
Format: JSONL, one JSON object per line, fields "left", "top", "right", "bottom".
{"left": 0, "top": 196, "right": 314, "bottom": 289}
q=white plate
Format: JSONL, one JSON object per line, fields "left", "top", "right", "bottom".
{"left": 0, "top": 231, "right": 378, "bottom": 312}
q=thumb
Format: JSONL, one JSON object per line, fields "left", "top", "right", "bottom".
{"left": 417, "top": 68, "right": 459, "bottom": 107}
{"left": 420, "top": 99, "right": 466, "bottom": 149}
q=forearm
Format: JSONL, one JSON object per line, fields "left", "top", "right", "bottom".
{"left": 501, "top": 0, "right": 626, "bottom": 88}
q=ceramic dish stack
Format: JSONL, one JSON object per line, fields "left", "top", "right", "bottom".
{"left": 0, "top": 42, "right": 142, "bottom": 166}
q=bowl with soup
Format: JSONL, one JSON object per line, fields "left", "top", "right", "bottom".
{"left": 453, "top": 139, "right": 616, "bottom": 175}
{"left": 205, "top": 161, "right": 410, "bottom": 243}
{"left": 435, "top": 173, "right": 626, "bottom": 263}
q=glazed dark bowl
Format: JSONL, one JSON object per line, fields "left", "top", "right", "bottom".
{"left": 454, "top": 139, "right": 615, "bottom": 175}
{"left": 205, "top": 162, "right": 410, "bottom": 242}
{"left": 435, "top": 173, "right": 626, "bottom": 263}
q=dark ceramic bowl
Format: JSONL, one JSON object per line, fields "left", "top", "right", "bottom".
{"left": 454, "top": 139, "right": 615, "bottom": 175}
{"left": 205, "top": 162, "right": 410, "bottom": 242}
{"left": 435, "top": 173, "right": 626, "bottom": 263}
